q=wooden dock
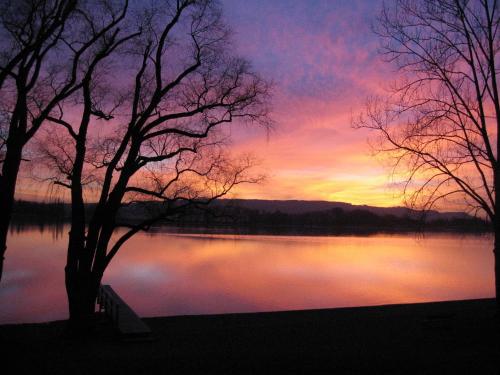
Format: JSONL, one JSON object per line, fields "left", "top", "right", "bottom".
{"left": 97, "top": 284, "right": 152, "bottom": 341}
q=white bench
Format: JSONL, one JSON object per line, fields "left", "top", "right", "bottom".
{"left": 97, "top": 284, "right": 152, "bottom": 340}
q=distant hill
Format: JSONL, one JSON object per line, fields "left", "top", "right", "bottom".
{"left": 213, "top": 199, "right": 471, "bottom": 221}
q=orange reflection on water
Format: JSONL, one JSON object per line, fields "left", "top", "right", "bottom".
{"left": 106, "top": 232, "right": 494, "bottom": 318}
{"left": 1, "top": 229, "right": 494, "bottom": 324}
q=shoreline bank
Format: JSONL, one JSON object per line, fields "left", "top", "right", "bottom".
{"left": 1, "top": 298, "right": 499, "bottom": 373}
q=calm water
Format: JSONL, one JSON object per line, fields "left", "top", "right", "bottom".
{"left": 0, "top": 226, "right": 494, "bottom": 324}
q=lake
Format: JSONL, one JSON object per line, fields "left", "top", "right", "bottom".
{"left": 0, "top": 225, "right": 494, "bottom": 324}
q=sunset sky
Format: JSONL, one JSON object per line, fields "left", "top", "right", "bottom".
{"left": 221, "top": 0, "right": 398, "bottom": 206}
{"left": 17, "top": 0, "right": 402, "bottom": 207}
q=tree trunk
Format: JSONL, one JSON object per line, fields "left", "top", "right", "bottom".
{"left": 495, "top": 220, "right": 500, "bottom": 310}
{"left": 65, "top": 268, "right": 101, "bottom": 334}
{"left": 0, "top": 139, "right": 23, "bottom": 283}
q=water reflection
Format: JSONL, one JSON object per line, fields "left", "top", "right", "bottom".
{"left": 0, "top": 225, "right": 494, "bottom": 324}
{"left": 9, "top": 220, "right": 65, "bottom": 241}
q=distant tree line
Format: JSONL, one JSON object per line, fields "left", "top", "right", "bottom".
{"left": 12, "top": 200, "right": 490, "bottom": 233}
{"left": 173, "top": 205, "right": 490, "bottom": 233}
{"left": 12, "top": 200, "right": 67, "bottom": 222}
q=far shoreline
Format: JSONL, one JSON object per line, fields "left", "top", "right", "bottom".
{"left": 9, "top": 220, "right": 493, "bottom": 237}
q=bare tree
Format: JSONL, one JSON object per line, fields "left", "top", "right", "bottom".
{"left": 355, "top": 0, "right": 500, "bottom": 304}
{"left": 39, "top": 0, "right": 270, "bottom": 329}
{"left": 0, "top": 0, "right": 135, "bottom": 283}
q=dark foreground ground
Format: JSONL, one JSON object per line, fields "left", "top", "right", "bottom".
{"left": 1, "top": 299, "right": 499, "bottom": 374}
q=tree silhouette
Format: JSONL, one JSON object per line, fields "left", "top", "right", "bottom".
{"left": 0, "top": 0, "right": 137, "bottom": 283}
{"left": 355, "top": 0, "right": 500, "bottom": 304}
{"left": 38, "top": 0, "right": 270, "bottom": 329}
